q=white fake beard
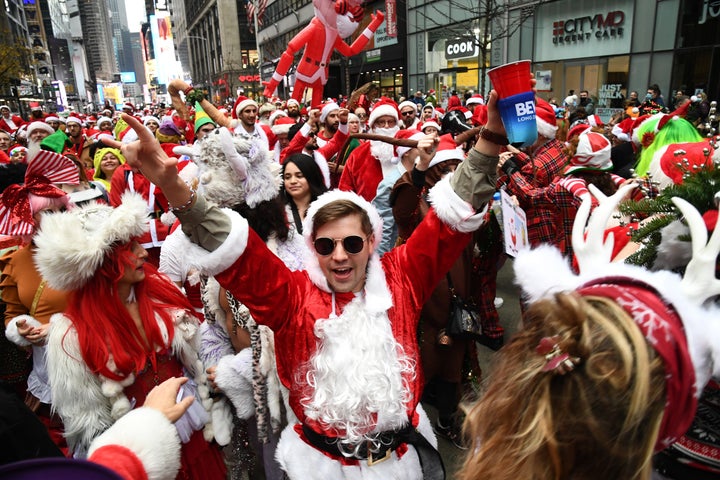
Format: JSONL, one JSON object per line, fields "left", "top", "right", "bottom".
{"left": 370, "top": 126, "right": 400, "bottom": 175}
{"left": 336, "top": 14, "right": 359, "bottom": 38}
{"left": 300, "top": 297, "right": 414, "bottom": 448}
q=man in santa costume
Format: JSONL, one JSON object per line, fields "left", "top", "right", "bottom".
{"left": 0, "top": 105, "right": 25, "bottom": 134}
{"left": 107, "top": 73, "right": 517, "bottom": 478}
{"left": 317, "top": 101, "right": 340, "bottom": 148}
{"left": 230, "top": 95, "right": 276, "bottom": 150}
{"left": 339, "top": 97, "right": 403, "bottom": 202}
{"left": 398, "top": 100, "right": 420, "bottom": 129}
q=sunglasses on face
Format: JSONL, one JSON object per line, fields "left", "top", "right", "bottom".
{"left": 401, "top": 111, "right": 415, "bottom": 116}
{"left": 313, "top": 235, "right": 367, "bottom": 256}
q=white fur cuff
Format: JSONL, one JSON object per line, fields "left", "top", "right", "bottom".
{"left": 428, "top": 176, "right": 486, "bottom": 233}
{"left": 215, "top": 348, "right": 255, "bottom": 419}
{"left": 186, "top": 208, "right": 249, "bottom": 277}
{"left": 5, "top": 314, "right": 42, "bottom": 347}
{"left": 88, "top": 407, "right": 181, "bottom": 480}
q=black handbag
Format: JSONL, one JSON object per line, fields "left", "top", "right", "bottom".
{"left": 446, "top": 274, "right": 482, "bottom": 339}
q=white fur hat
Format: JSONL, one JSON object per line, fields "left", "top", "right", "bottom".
{"left": 26, "top": 121, "right": 54, "bottom": 137}
{"left": 34, "top": 192, "right": 150, "bottom": 291}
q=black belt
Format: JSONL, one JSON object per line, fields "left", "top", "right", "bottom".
{"left": 301, "top": 422, "right": 445, "bottom": 479}
{"left": 305, "top": 57, "right": 326, "bottom": 67}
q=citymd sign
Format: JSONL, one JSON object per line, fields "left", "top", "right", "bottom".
{"left": 445, "top": 38, "right": 478, "bottom": 60}
{"left": 552, "top": 11, "right": 625, "bottom": 44}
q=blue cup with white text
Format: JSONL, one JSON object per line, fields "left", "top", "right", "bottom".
{"left": 488, "top": 60, "right": 538, "bottom": 147}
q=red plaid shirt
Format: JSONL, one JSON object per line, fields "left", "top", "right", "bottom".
{"left": 501, "top": 139, "right": 568, "bottom": 246}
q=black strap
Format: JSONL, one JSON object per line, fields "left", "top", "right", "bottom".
{"left": 301, "top": 423, "right": 445, "bottom": 480}
{"left": 289, "top": 202, "right": 303, "bottom": 234}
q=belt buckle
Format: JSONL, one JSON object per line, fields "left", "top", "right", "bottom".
{"left": 366, "top": 443, "right": 391, "bottom": 466}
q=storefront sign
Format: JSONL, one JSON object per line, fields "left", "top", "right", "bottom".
{"left": 552, "top": 11, "right": 625, "bottom": 45}
{"left": 385, "top": 0, "right": 397, "bottom": 37}
{"left": 445, "top": 38, "right": 478, "bottom": 60}
{"left": 365, "top": 49, "right": 381, "bottom": 63}
{"left": 598, "top": 83, "right": 623, "bottom": 103}
{"left": 595, "top": 107, "right": 624, "bottom": 124}
{"left": 699, "top": 0, "right": 720, "bottom": 24}
{"left": 535, "top": 0, "right": 633, "bottom": 62}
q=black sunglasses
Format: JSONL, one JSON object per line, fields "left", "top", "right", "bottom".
{"left": 313, "top": 235, "right": 367, "bottom": 256}
{"left": 401, "top": 111, "right": 415, "bottom": 116}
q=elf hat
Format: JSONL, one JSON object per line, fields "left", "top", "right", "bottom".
{"left": 193, "top": 102, "right": 215, "bottom": 134}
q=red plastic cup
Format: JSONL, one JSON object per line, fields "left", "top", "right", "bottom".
{"left": 487, "top": 60, "right": 532, "bottom": 98}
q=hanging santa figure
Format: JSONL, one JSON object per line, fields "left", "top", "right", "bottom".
{"left": 262, "top": 0, "right": 385, "bottom": 107}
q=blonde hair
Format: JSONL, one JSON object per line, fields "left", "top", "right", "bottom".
{"left": 459, "top": 292, "right": 665, "bottom": 480}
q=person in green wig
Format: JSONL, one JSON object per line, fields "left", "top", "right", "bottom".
{"left": 93, "top": 147, "right": 126, "bottom": 191}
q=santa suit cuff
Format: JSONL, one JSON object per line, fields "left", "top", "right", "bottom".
{"left": 300, "top": 122, "right": 313, "bottom": 137}
{"left": 428, "top": 175, "right": 487, "bottom": 233}
{"left": 88, "top": 407, "right": 181, "bottom": 480}
{"left": 5, "top": 314, "right": 42, "bottom": 347}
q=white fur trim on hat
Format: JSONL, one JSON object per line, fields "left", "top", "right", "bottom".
{"left": 5, "top": 314, "right": 42, "bottom": 347}
{"left": 34, "top": 192, "right": 150, "bottom": 291}
{"left": 301, "top": 190, "right": 392, "bottom": 312}
{"left": 396, "top": 132, "right": 425, "bottom": 160}
{"left": 368, "top": 104, "right": 399, "bottom": 128}
{"left": 536, "top": 116, "right": 558, "bottom": 139}
{"left": 88, "top": 407, "right": 181, "bottom": 480}
{"left": 398, "top": 101, "right": 417, "bottom": 113}
{"left": 237, "top": 98, "right": 260, "bottom": 117}
{"left": 421, "top": 120, "right": 441, "bottom": 133}
{"left": 312, "top": 152, "right": 331, "bottom": 188}
{"left": 45, "top": 116, "right": 59, "bottom": 123}
{"left": 320, "top": 102, "right": 340, "bottom": 123}
{"left": 143, "top": 116, "right": 160, "bottom": 126}
{"left": 428, "top": 146, "right": 464, "bottom": 169}
{"left": 427, "top": 175, "right": 487, "bottom": 233}
{"left": 66, "top": 116, "right": 82, "bottom": 126}
{"left": 26, "top": 121, "right": 54, "bottom": 136}
{"left": 286, "top": 99, "right": 300, "bottom": 108}
{"left": 97, "top": 116, "right": 112, "bottom": 126}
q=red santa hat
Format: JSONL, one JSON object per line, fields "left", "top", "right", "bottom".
{"left": 611, "top": 117, "right": 635, "bottom": 143}
{"left": 631, "top": 114, "right": 655, "bottom": 146}
{"left": 26, "top": 121, "right": 55, "bottom": 137}
{"left": 368, "top": 97, "right": 399, "bottom": 128}
{"left": 268, "top": 109, "right": 288, "bottom": 127}
{"left": 429, "top": 133, "right": 465, "bottom": 169}
{"left": 66, "top": 115, "right": 82, "bottom": 126}
{"left": 286, "top": 98, "right": 300, "bottom": 108}
{"left": 648, "top": 141, "right": 715, "bottom": 189}
{"left": 434, "top": 106, "right": 445, "bottom": 118}
{"left": 535, "top": 97, "right": 558, "bottom": 139}
{"left": 319, "top": 101, "right": 340, "bottom": 123}
{"left": 420, "top": 120, "right": 441, "bottom": 133}
{"left": 566, "top": 123, "right": 591, "bottom": 143}
{"left": 471, "top": 104, "right": 488, "bottom": 126}
{"left": 428, "top": 89, "right": 436, "bottom": 94}
{"left": 122, "top": 102, "right": 134, "bottom": 111}
{"left": 271, "top": 116, "right": 296, "bottom": 136}
{"left": 587, "top": 114, "right": 604, "bottom": 128}
{"left": 465, "top": 94, "right": 485, "bottom": 106}
{"left": 45, "top": 115, "right": 59, "bottom": 123}
{"left": 394, "top": 129, "right": 424, "bottom": 159}
{"left": 232, "top": 96, "right": 258, "bottom": 119}
{"left": 397, "top": 100, "right": 417, "bottom": 113}
{"left": 563, "top": 131, "right": 612, "bottom": 175}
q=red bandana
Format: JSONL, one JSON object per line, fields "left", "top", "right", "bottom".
{"left": 578, "top": 277, "right": 697, "bottom": 452}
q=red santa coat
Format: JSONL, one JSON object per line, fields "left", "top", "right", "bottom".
{"left": 0, "top": 115, "right": 25, "bottom": 134}
{"left": 338, "top": 141, "right": 382, "bottom": 202}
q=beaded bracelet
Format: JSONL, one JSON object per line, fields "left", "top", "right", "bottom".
{"left": 169, "top": 187, "right": 197, "bottom": 213}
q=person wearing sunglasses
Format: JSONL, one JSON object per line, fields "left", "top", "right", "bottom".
{"left": 398, "top": 100, "right": 420, "bottom": 129}
{"left": 106, "top": 78, "right": 519, "bottom": 479}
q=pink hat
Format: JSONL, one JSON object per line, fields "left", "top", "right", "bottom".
{"left": 368, "top": 97, "right": 399, "bottom": 128}
{"left": 429, "top": 133, "right": 464, "bottom": 169}
{"left": 232, "top": 96, "right": 258, "bottom": 118}
{"left": 535, "top": 98, "right": 558, "bottom": 139}
{"left": 563, "top": 131, "right": 612, "bottom": 175}
{"left": 465, "top": 94, "right": 485, "bottom": 106}
{"left": 394, "top": 129, "right": 423, "bottom": 159}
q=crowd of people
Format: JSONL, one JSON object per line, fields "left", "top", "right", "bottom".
{"left": 0, "top": 74, "right": 718, "bottom": 480}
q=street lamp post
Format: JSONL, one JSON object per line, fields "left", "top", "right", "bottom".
{"left": 186, "top": 35, "right": 212, "bottom": 98}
